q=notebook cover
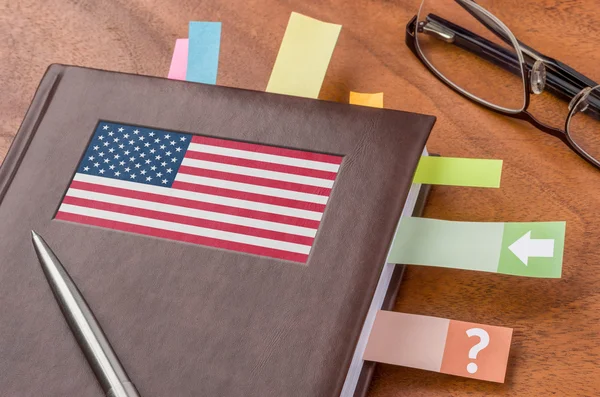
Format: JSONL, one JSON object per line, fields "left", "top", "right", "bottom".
{"left": 0, "top": 64, "right": 435, "bottom": 397}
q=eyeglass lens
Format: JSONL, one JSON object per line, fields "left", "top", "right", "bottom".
{"left": 416, "top": 0, "right": 526, "bottom": 112}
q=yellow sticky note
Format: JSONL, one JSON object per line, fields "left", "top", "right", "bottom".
{"left": 349, "top": 92, "right": 384, "bottom": 108}
{"left": 413, "top": 157, "right": 503, "bottom": 188}
{"left": 266, "top": 12, "right": 341, "bottom": 99}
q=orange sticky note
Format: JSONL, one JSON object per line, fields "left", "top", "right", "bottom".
{"left": 349, "top": 91, "right": 383, "bottom": 108}
{"left": 364, "top": 311, "right": 513, "bottom": 383}
{"left": 441, "top": 320, "right": 513, "bottom": 383}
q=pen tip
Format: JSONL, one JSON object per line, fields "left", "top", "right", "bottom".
{"left": 31, "top": 231, "right": 55, "bottom": 271}
{"left": 31, "top": 230, "right": 46, "bottom": 253}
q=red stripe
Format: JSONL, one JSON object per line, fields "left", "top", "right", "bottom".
{"left": 191, "top": 135, "right": 343, "bottom": 165}
{"left": 172, "top": 181, "right": 327, "bottom": 212}
{"left": 61, "top": 196, "right": 315, "bottom": 246}
{"left": 183, "top": 151, "right": 338, "bottom": 180}
{"left": 55, "top": 212, "right": 309, "bottom": 263}
{"left": 68, "top": 180, "right": 321, "bottom": 229}
{"left": 178, "top": 166, "right": 332, "bottom": 196}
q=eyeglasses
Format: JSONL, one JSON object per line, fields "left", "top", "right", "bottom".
{"left": 406, "top": 0, "right": 600, "bottom": 169}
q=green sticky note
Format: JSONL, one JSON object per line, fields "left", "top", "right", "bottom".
{"left": 498, "top": 222, "right": 566, "bottom": 278}
{"left": 390, "top": 217, "right": 503, "bottom": 272}
{"left": 413, "top": 157, "right": 503, "bottom": 188}
{"left": 389, "top": 217, "right": 565, "bottom": 278}
{"left": 266, "top": 12, "right": 341, "bottom": 99}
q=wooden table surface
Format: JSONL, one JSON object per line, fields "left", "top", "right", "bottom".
{"left": 2, "top": 0, "right": 599, "bottom": 395}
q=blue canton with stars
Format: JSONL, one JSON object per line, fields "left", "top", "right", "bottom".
{"left": 77, "top": 122, "right": 192, "bottom": 187}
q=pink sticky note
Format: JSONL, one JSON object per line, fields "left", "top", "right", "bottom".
{"left": 168, "top": 39, "right": 189, "bottom": 80}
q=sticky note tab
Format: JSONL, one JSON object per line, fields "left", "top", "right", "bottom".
{"left": 187, "top": 22, "right": 221, "bottom": 84}
{"left": 413, "top": 157, "right": 503, "bottom": 187}
{"left": 349, "top": 92, "right": 383, "bottom": 108}
{"left": 364, "top": 311, "right": 449, "bottom": 373}
{"left": 441, "top": 319, "right": 513, "bottom": 383}
{"left": 266, "top": 12, "right": 341, "bottom": 98}
{"left": 168, "top": 38, "right": 189, "bottom": 81}
{"left": 364, "top": 311, "right": 513, "bottom": 383}
{"left": 498, "top": 221, "right": 565, "bottom": 278}
{"left": 389, "top": 217, "right": 566, "bottom": 278}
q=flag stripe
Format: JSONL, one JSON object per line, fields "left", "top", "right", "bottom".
{"left": 72, "top": 174, "right": 324, "bottom": 221}
{"left": 67, "top": 181, "right": 320, "bottom": 229}
{"left": 55, "top": 211, "right": 309, "bottom": 262}
{"left": 57, "top": 204, "right": 312, "bottom": 254}
{"left": 172, "top": 180, "right": 328, "bottom": 212}
{"left": 61, "top": 196, "right": 316, "bottom": 245}
{"left": 187, "top": 143, "right": 340, "bottom": 172}
{"left": 180, "top": 158, "right": 335, "bottom": 188}
{"left": 174, "top": 173, "right": 329, "bottom": 204}
{"left": 178, "top": 166, "right": 333, "bottom": 196}
{"left": 63, "top": 189, "right": 317, "bottom": 237}
{"left": 191, "top": 136, "right": 343, "bottom": 165}
{"left": 183, "top": 151, "right": 338, "bottom": 180}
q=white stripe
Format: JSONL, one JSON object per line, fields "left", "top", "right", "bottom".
{"left": 73, "top": 174, "right": 323, "bottom": 221}
{"left": 187, "top": 143, "right": 340, "bottom": 172}
{"left": 181, "top": 158, "right": 335, "bottom": 188}
{"left": 58, "top": 204, "right": 312, "bottom": 254}
{"left": 65, "top": 188, "right": 318, "bottom": 238}
{"left": 175, "top": 173, "right": 329, "bottom": 205}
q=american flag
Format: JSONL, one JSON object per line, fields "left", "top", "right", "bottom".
{"left": 56, "top": 122, "right": 342, "bottom": 263}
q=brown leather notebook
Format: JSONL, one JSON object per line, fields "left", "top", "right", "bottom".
{"left": 0, "top": 65, "right": 435, "bottom": 397}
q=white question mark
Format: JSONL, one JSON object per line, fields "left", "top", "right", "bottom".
{"left": 465, "top": 328, "right": 490, "bottom": 374}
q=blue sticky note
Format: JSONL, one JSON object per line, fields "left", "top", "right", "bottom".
{"left": 186, "top": 22, "right": 221, "bottom": 84}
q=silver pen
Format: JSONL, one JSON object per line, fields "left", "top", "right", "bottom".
{"left": 31, "top": 231, "right": 140, "bottom": 397}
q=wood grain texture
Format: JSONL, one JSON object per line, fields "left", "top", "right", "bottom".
{"left": 1, "top": 0, "right": 599, "bottom": 395}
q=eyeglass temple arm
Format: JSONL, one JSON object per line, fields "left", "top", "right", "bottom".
{"left": 454, "top": 0, "right": 598, "bottom": 92}
{"left": 424, "top": 14, "right": 521, "bottom": 74}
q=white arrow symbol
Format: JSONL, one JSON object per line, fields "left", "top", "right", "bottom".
{"left": 508, "top": 231, "right": 554, "bottom": 266}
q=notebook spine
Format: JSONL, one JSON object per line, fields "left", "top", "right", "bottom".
{"left": 0, "top": 64, "right": 65, "bottom": 203}
{"left": 352, "top": 183, "right": 432, "bottom": 397}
